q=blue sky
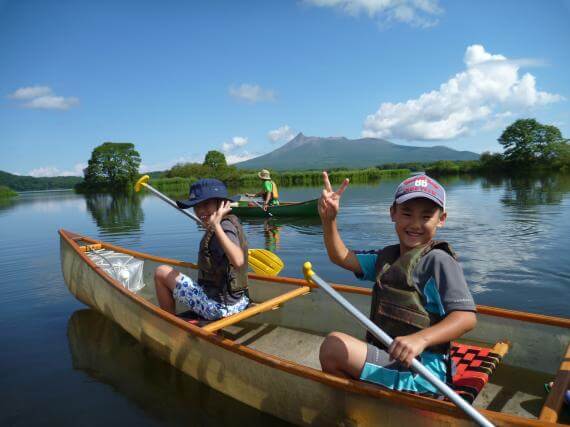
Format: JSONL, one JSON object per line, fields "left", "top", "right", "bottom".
{"left": 1, "top": 0, "right": 569, "bottom": 176}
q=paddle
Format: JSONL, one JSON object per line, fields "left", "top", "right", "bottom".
{"left": 134, "top": 175, "right": 284, "bottom": 276}
{"left": 244, "top": 194, "right": 273, "bottom": 217}
{"left": 302, "top": 262, "right": 495, "bottom": 427}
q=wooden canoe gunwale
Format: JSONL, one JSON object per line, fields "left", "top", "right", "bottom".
{"left": 59, "top": 229, "right": 570, "bottom": 426}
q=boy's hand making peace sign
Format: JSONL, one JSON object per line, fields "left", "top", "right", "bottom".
{"left": 319, "top": 171, "right": 350, "bottom": 222}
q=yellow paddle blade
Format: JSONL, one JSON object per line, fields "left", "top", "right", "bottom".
{"left": 248, "top": 249, "right": 284, "bottom": 276}
{"left": 135, "top": 175, "right": 150, "bottom": 192}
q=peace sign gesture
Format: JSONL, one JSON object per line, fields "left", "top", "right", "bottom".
{"left": 318, "top": 171, "right": 349, "bottom": 222}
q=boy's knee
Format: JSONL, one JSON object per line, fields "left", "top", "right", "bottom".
{"left": 320, "top": 332, "right": 348, "bottom": 368}
{"left": 154, "top": 265, "right": 173, "bottom": 283}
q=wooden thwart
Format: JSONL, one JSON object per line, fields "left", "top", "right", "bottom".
{"left": 539, "top": 342, "right": 570, "bottom": 423}
{"left": 79, "top": 244, "right": 102, "bottom": 252}
{"left": 203, "top": 286, "right": 311, "bottom": 333}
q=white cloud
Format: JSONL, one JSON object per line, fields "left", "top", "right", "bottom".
{"left": 362, "top": 44, "right": 564, "bottom": 141}
{"left": 222, "top": 136, "right": 249, "bottom": 152}
{"left": 8, "top": 85, "right": 79, "bottom": 110}
{"left": 229, "top": 84, "right": 276, "bottom": 103}
{"left": 304, "top": 0, "right": 443, "bottom": 28}
{"left": 28, "top": 163, "right": 86, "bottom": 177}
{"left": 9, "top": 86, "right": 52, "bottom": 100}
{"left": 225, "top": 151, "right": 258, "bottom": 165}
{"left": 268, "top": 125, "right": 296, "bottom": 143}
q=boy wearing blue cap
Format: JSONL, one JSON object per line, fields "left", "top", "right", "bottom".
{"left": 154, "top": 178, "right": 249, "bottom": 320}
{"left": 318, "top": 172, "right": 477, "bottom": 395}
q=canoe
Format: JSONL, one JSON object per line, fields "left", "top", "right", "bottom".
{"left": 59, "top": 229, "right": 570, "bottom": 426}
{"left": 231, "top": 198, "right": 318, "bottom": 217}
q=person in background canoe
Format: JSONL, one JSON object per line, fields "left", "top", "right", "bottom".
{"left": 317, "top": 172, "right": 477, "bottom": 396}
{"left": 246, "top": 169, "right": 279, "bottom": 211}
{"left": 154, "top": 178, "right": 249, "bottom": 320}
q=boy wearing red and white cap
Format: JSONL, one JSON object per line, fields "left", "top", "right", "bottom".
{"left": 318, "top": 172, "right": 477, "bottom": 395}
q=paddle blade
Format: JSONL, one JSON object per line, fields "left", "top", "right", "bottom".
{"left": 135, "top": 175, "right": 150, "bottom": 192}
{"left": 248, "top": 249, "right": 284, "bottom": 276}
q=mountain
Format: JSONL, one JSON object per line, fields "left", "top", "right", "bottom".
{"left": 235, "top": 133, "right": 480, "bottom": 170}
{"left": 0, "top": 170, "right": 83, "bottom": 191}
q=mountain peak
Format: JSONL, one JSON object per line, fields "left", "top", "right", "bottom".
{"left": 236, "top": 135, "right": 479, "bottom": 170}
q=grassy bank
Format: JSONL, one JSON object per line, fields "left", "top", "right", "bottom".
{"left": 0, "top": 185, "right": 18, "bottom": 199}
{"left": 152, "top": 167, "right": 410, "bottom": 194}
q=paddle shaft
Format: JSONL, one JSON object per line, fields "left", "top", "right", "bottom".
{"left": 140, "top": 182, "right": 203, "bottom": 226}
{"left": 251, "top": 198, "right": 273, "bottom": 217}
{"left": 245, "top": 194, "right": 273, "bottom": 217}
{"left": 308, "top": 271, "right": 495, "bottom": 427}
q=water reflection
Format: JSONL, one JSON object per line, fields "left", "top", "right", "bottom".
{"left": 67, "top": 309, "right": 290, "bottom": 426}
{"left": 85, "top": 192, "right": 144, "bottom": 235}
{"left": 263, "top": 219, "right": 281, "bottom": 252}
{"left": 500, "top": 174, "right": 570, "bottom": 207}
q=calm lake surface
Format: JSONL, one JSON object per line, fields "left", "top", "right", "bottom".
{"left": 1, "top": 174, "right": 569, "bottom": 426}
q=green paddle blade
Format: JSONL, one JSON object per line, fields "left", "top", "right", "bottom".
{"left": 248, "top": 249, "right": 284, "bottom": 276}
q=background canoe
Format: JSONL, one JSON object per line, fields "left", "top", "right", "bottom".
{"left": 231, "top": 198, "right": 318, "bottom": 217}
{"left": 59, "top": 229, "right": 570, "bottom": 426}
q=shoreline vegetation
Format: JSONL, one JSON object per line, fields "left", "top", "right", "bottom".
{"left": 0, "top": 185, "right": 18, "bottom": 199}
{"left": 1, "top": 119, "right": 568, "bottom": 195}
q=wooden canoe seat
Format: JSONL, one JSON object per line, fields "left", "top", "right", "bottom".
{"left": 202, "top": 286, "right": 311, "bottom": 333}
{"left": 539, "top": 342, "right": 570, "bottom": 423}
{"left": 449, "top": 340, "right": 510, "bottom": 403}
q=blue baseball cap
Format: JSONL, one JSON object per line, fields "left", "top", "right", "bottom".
{"left": 394, "top": 174, "right": 446, "bottom": 210}
{"left": 176, "top": 178, "right": 239, "bottom": 209}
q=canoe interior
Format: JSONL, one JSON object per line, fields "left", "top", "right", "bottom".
{"left": 68, "top": 234, "right": 570, "bottom": 424}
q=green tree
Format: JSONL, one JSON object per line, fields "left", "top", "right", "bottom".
{"left": 203, "top": 150, "right": 227, "bottom": 169}
{"left": 83, "top": 142, "right": 141, "bottom": 189}
{"left": 498, "top": 119, "right": 565, "bottom": 165}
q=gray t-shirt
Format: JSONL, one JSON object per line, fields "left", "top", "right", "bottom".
{"left": 355, "top": 247, "right": 476, "bottom": 315}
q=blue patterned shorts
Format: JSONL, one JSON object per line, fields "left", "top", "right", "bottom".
{"left": 173, "top": 273, "right": 249, "bottom": 320}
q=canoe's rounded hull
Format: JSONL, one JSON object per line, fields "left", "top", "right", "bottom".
{"left": 231, "top": 199, "right": 319, "bottom": 218}
{"left": 59, "top": 230, "right": 570, "bottom": 427}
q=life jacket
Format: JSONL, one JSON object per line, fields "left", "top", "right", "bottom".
{"left": 197, "top": 214, "right": 248, "bottom": 304}
{"left": 270, "top": 180, "right": 279, "bottom": 201}
{"left": 368, "top": 240, "right": 456, "bottom": 354}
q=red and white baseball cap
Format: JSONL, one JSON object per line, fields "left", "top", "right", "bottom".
{"left": 394, "top": 174, "right": 446, "bottom": 210}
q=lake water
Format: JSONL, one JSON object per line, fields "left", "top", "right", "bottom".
{"left": 1, "top": 174, "right": 569, "bottom": 425}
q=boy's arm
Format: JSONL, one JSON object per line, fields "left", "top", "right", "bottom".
{"left": 322, "top": 218, "right": 362, "bottom": 274}
{"left": 389, "top": 310, "right": 477, "bottom": 368}
{"left": 319, "top": 171, "right": 362, "bottom": 274}
{"left": 213, "top": 222, "right": 245, "bottom": 268}
{"left": 209, "top": 201, "right": 245, "bottom": 268}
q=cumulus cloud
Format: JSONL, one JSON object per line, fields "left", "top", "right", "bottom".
{"left": 304, "top": 0, "right": 443, "bottom": 28}
{"left": 225, "top": 151, "right": 258, "bottom": 165}
{"left": 8, "top": 85, "right": 79, "bottom": 110}
{"left": 28, "top": 163, "right": 86, "bottom": 177}
{"left": 222, "top": 136, "right": 249, "bottom": 152}
{"left": 229, "top": 84, "right": 276, "bottom": 103}
{"left": 268, "top": 125, "right": 296, "bottom": 143}
{"left": 362, "top": 44, "right": 564, "bottom": 141}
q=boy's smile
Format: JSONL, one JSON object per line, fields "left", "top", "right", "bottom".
{"left": 193, "top": 199, "right": 219, "bottom": 225}
{"left": 390, "top": 198, "right": 447, "bottom": 254}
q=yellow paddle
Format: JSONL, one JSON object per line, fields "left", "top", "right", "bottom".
{"left": 135, "top": 175, "right": 284, "bottom": 276}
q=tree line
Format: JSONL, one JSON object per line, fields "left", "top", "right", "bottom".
{"left": 2, "top": 118, "right": 568, "bottom": 193}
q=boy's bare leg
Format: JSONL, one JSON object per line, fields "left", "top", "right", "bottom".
{"left": 319, "top": 332, "right": 368, "bottom": 379}
{"left": 154, "top": 265, "right": 180, "bottom": 314}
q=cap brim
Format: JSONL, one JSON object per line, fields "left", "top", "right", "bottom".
{"left": 176, "top": 194, "right": 241, "bottom": 210}
{"left": 395, "top": 192, "right": 445, "bottom": 209}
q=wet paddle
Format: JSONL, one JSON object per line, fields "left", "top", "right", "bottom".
{"left": 302, "top": 262, "right": 495, "bottom": 427}
{"left": 134, "top": 175, "right": 284, "bottom": 276}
